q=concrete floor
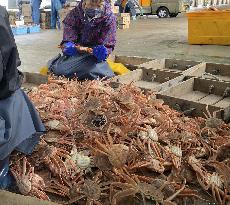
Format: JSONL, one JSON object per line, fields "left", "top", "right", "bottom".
{"left": 15, "top": 15, "right": 230, "bottom": 73}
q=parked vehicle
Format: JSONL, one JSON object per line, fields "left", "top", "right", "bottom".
{"left": 121, "top": 0, "right": 189, "bottom": 18}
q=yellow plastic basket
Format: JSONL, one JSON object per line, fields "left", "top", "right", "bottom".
{"left": 186, "top": 11, "right": 230, "bottom": 45}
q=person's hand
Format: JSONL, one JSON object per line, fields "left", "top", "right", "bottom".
{"left": 93, "top": 45, "right": 108, "bottom": 62}
{"left": 62, "top": 42, "right": 78, "bottom": 56}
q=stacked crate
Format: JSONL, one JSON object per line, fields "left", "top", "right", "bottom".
{"left": 40, "top": 11, "right": 51, "bottom": 29}
{"left": 21, "top": 4, "right": 33, "bottom": 24}
{"left": 8, "top": 11, "right": 17, "bottom": 25}
{"left": 117, "top": 13, "right": 130, "bottom": 29}
{"left": 112, "top": 6, "right": 119, "bottom": 14}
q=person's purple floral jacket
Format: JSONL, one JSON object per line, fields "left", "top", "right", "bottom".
{"left": 63, "top": 0, "right": 117, "bottom": 55}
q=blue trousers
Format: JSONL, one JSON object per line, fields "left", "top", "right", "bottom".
{"left": 51, "top": 0, "right": 62, "bottom": 29}
{"left": 31, "top": 0, "right": 41, "bottom": 24}
{"left": 48, "top": 53, "right": 115, "bottom": 80}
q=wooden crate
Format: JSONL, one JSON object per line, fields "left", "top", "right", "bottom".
{"left": 118, "top": 23, "right": 130, "bottom": 29}
{"left": 112, "top": 6, "right": 119, "bottom": 14}
{"left": 40, "top": 23, "right": 50, "bottom": 29}
{"left": 113, "top": 67, "right": 183, "bottom": 92}
{"left": 40, "top": 11, "right": 51, "bottom": 29}
{"left": 139, "top": 58, "right": 202, "bottom": 75}
{"left": 0, "top": 190, "right": 59, "bottom": 205}
{"left": 22, "top": 72, "right": 48, "bottom": 89}
{"left": 117, "top": 16, "right": 130, "bottom": 23}
{"left": 187, "top": 62, "right": 230, "bottom": 82}
{"left": 40, "top": 12, "right": 51, "bottom": 22}
{"left": 119, "top": 13, "right": 130, "bottom": 17}
{"left": 24, "top": 16, "right": 33, "bottom": 24}
{"left": 114, "top": 55, "right": 154, "bottom": 70}
{"left": 21, "top": 4, "right": 32, "bottom": 17}
{"left": 9, "top": 15, "right": 16, "bottom": 25}
{"left": 157, "top": 77, "right": 230, "bottom": 121}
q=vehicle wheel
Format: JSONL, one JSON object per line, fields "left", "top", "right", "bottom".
{"left": 169, "top": 13, "right": 179, "bottom": 17}
{"left": 157, "top": 7, "right": 169, "bottom": 18}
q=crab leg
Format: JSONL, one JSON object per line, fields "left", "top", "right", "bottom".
{"left": 31, "top": 188, "right": 49, "bottom": 200}
{"left": 165, "top": 182, "right": 186, "bottom": 202}
{"left": 112, "top": 188, "right": 136, "bottom": 205}
{"left": 67, "top": 195, "right": 85, "bottom": 204}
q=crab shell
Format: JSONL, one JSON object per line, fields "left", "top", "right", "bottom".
{"left": 208, "top": 173, "right": 224, "bottom": 189}
{"left": 169, "top": 145, "right": 182, "bottom": 157}
{"left": 150, "top": 158, "right": 165, "bottom": 173}
{"left": 206, "top": 117, "right": 223, "bottom": 129}
{"left": 45, "top": 120, "right": 60, "bottom": 129}
{"left": 108, "top": 144, "right": 129, "bottom": 168}
{"left": 138, "top": 128, "right": 158, "bottom": 142}
{"left": 82, "top": 180, "right": 102, "bottom": 200}
{"left": 31, "top": 173, "right": 46, "bottom": 189}
{"left": 139, "top": 182, "right": 164, "bottom": 201}
{"left": 16, "top": 176, "right": 32, "bottom": 195}
{"left": 67, "top": 149, "right": 93, "bottom": 172}
{"left": 75, "top": 154, "right": 93, "bottom": 170}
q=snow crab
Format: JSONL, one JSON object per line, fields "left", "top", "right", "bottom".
{"left": 11, "top": 157, "right": 49, "bottom": 200}
{"left": 90, "top": 125, "right": 129, "bottom": 170}
{"left": 188, "top": 155, "right": 229, "bottom": 204}
{"left": 203, "top": 105, "right": 223, "bottom": 129}
{"left": 37, "top": 141, "right": 71, "bottom": 176}
{"left": 65, "top": 147, "right": 94, "bottom": 176}
{"left": 111, "top": 173, "right": 185, "bottom": 205}
{"left": 67, "top": 171, "right": 109, "bottom": 205}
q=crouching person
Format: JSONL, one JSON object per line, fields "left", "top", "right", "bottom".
{"left": 48, "top": 0, "right": 117, "bottom": 80}
{"left": 0, "top": 6, "right": 45, "bottom": 189}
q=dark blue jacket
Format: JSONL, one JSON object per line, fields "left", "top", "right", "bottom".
{"left": 0, "top": 6, "right": 23, "bottom": 99}
{"left": 60, "top": 0, "right": 66, "bottom": 5}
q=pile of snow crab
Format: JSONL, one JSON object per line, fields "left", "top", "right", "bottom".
{"left": 10, "top": 76, "right": 230, "bottom": 205}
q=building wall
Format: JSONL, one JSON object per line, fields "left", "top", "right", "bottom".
{"left": 0, "top": 0, "right": 18, "bottom": 10}
{"left": 8, "top": 0, "right": 17, "bottom": 9}
{"left": 0, "top": 0, "right": 9, "bottom": 9}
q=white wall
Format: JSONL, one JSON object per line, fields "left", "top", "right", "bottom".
{"left": 0, "top": 0, "right": 52, "bottom": 10}
{"left": 41, "top": 0, "right": 51, "bottom": 7}
{"left": 0, "top": 0, "right": 9, "bottom": 9}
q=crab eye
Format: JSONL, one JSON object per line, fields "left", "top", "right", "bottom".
{"left": 91, "top": 115, "right": 107, "bottom": 127}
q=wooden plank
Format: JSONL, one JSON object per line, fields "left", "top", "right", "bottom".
{"left": 138, "top": 59, "right": 165, "bottom": 70}
{"left": 23, "top": 72, "right": 48, "bottom": 85}
{"left": 180, "top": 91, "right": 207, "bottom": 102}
{"left": 188, "top": 62, "right": 230, "bottom": 82}
{"left": 205, "top": 63, "right": 230, "bottom": 76}
{"left": 114, "top": 55, "right": 153, "bottom": 66}
{"left": 187, "top": 62, "right": 207, "bottom": 77}
{"left": 164, "top": 59, "right": 201, "bottom": 71}
{"left": 198, "top": 94, "right": 223, "bottom": 105}
{"left": 142, "top": 69, "right": 181, "bottom": 83}
{"left": 112, "top": 69, "right": 143, "bottom": 84}
{"left": 114, "top": 68, "right": 182, "bottom": 89}
{"left": 214, "top": 75, "right": 230, "bottom": 82}
{"left": 157, "top": 94, "right": 226, "bottom": 119}
{"left": 193, "top": 78, "right": 230, "bottom": 96}
{"left": 160, "top": 78, "right": 194, "bottom": 97}
{"left": 157, "top": 75, "right": 187, "bottom": 93}
{"left": 214, "top": 97, "right": 230, "bottom": 108}
{"left": 134, "top": 81, "right": 160, "bottom": 90}
{"left": 0, "top": 190, "right": 59, "bottom": 205}
{"left": 139, "top": 59, "right": 202, "bottom": 79}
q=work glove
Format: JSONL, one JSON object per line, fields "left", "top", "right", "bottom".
{"left": 62, "top": 41, "right": 78, "bottom": 56}
{"left": 93, "top": 45, "right": 108, "bottom": 62}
